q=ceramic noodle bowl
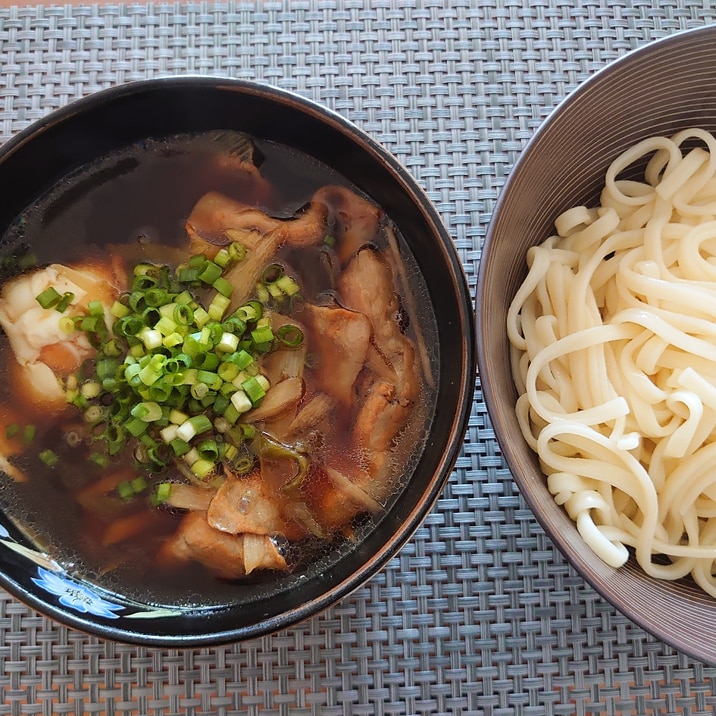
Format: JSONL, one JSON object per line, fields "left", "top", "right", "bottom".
{"left": 477, "top": 25, "right": 716, "bottom": 665}
{"left": 0, "top": 77, "right": 475, "bottom": 646}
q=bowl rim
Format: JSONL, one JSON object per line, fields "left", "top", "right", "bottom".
{"left": 0, "top": 75, "right": 477, "bottom": 646}
{"left": 476, "top": 23, "right": 716, "bottom": 661}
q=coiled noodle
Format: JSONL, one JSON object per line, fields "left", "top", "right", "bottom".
{"left": 507, "top": 128, "right": 716, "bottom": 596}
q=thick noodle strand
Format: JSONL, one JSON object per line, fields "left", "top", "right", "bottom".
{"left": 508, "top": 129, "right": 716, "bottom": 595}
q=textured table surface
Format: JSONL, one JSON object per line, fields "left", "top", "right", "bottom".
{"left": 0, "top": 1, "right": 715, "bottom": 714}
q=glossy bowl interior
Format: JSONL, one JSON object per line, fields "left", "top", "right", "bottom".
{"left": 0, "top": 78, "right": 476, "bottom": 646}
{"left": 477, "top": 24, "right": 716, "bottom": 665}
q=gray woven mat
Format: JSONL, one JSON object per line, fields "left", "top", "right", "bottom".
{"left": 0, "top": 1, "right": 715, "bottom": 714}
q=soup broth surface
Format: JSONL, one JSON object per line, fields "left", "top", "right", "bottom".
{"left": 0, "top": 133, "right": 438, "bottom": 607}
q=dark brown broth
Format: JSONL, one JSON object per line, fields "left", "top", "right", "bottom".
{"left": 0, "top": 133, "right": 439, "bottom": 607}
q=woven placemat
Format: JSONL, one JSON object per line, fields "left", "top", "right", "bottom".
{"left": 0, "top": 1, "right": 715, "bottom": 714}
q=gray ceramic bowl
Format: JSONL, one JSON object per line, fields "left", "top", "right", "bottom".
{"left": 477, "top": 24, "right": 716, "bottom": 664}
{"left": 0, "top": 77, "right": 476, "bottom": 645}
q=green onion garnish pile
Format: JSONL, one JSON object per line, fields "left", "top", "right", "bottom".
{"left": 47, "top": 242, "right": 304, "bottom": 486}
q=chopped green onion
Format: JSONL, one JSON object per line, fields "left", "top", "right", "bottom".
{"left": 188, "top": 254, "right": 207, "bottom": 269}
{"left": 176, "top": 267, "right": 199, "bottom": 283}
{"left": 226, "top": 349, "right": 254, "bottom": 370}
{"left": 212, "top": 393, "right": 230, "bottom": 415}
{"left": 231, "top": 452, "right": 255, "bottom": 475}
{"left": 155, "top": 316, "right": 177, "bottom": 336}
{"left": 131, "top": 475, "right": 147, "bottom": 493}
{"left": 213, "top": 248, "right": 231, "bottom": 268}
{"left": 80, "top": 314, "right": 104, "bottom": 334}
{"left": 174, "top": 290, "right": 193, "bottom": 305}
{"left": 116, "top": 315, "right": 144, "bottom": 337}
{"left": 275, "top": 275, "right": 300, "bottom": 297}
{"left": 35, "top": 286, "right": 62, "bottom": 309}
{"left": 139, "top": 328, "right": 163, "bottom": 350}
{"left": 240, "top": 424, "right": 256, "bottom": 441}
{"left": 193, "top": 306, "right": 210, "bottom": 327}
{"left": 173, "top": 303, "right": 194, "bottom": 326}
{"left": 160, "top": 424, "right": 179, "bottom": 443}
{"left": 261, "top": 263, "right": 284, "bottom": 284}
{"left": 144, "top": 288, "right": 169, "bottom": 307}
{"left": 242, "top": 375, "right": 267, "bottom": 404}
{"left": 104, "top": 338, "right": 123, "bottom": 357}
{"left": 124, "top": 416, "right": 149, "bottom": 437}
{"left": 54, "top": 246, "right": 296, "bottom": 492}
{"left": 190, "top": 458, "right": 216, "bottom": 479}
{"left": 131, "top": 401, "right": 163, "bottom": 422}
{"left": 169, "top": 438, "right": 191, "bottom": 456}
{"left": 276, "top": 324, "right": 304, "bottom": 348}
{"left": 197, "top": 260, "right": 222, "bottom": 285}
{"left": 141, "top": 306, "right": 161, "bottom": 327}
{"left": 176, "top": 413, "right": 213, "bottom": 442}
{"left": 218, "top": 361, "right": 241, "bottom": 382}
{"left": 111, "top": 300, "right": 131, "bottom": 318}
{"left": 88, "top": 300, "right": 104, "bottom": 316}
{"left": 215, "top": 331, "right": 239, "bottom": 353}
{"left": 117, "top": 481, "right": 135, "bottom": 500}
{"left": 213, "top": 276, "right": 233, "bottom": 298}
{"left": 138, "top": 362, "right": 162, "bottom": 386}
{"left": 228, "top": 241, "right": 247, "bottom": 262}
{"left": 129, "top": 291, "right": 147, "bottom": 312}
{"left": 199, "top": 352, "right": 220, "bottom": 371}
{"left": 39, "top": 449, "right": 58, "bottom": 467}
{"left": 163, "top": 332, "right": 184, "bottom": 349}
{"left": 168, "top": 409, "right": 189, "bottom": 425}
{"left": 197, "top": 439, "right": 220, "bottom": 461}
{"left": 154, "top": 482, "right": 172, "bottom": 504}
{"left": 59, "top": 316, "right": 76, "bottom": 334}
{"left": 89, "top": 452, "right": 110, "bottom": 468}
{"left": 196, "top": 370, "right": 221, "bottom": 390}
{"left": 222, "top": 403, "right": 241, "bottom": 425}
{"left": 235, "top": 301, "right": 262, "bottom": 322}
{"left": 255, "top": 283, "right": 270, "bottom": 304}
{"left": 230, "top": 389, "right": 253, "bottom": 414}
{"left": 251, "top": 324, "right": 274, "bottom": 345}
{"left": 5, "top": 423, "right": 19, "bottom": 439}
{"left": 80, "top": 381, "right": 101, "bottom": 399}
{"left": 191, "top": 382, "right": 210, "bottom": 400}
{"left": 23, "top": 425, "right": 35, "bottom": 442}
{"left": 183, "top": 448, "right": 200, "bottom": 466}
{"left": 208, "top": 294, "right": 231, "bottom": 321}
{"left": 54, "top": 291, "right": 75, "bottom": 313}
{"left": 84, "top": 405, "right": 105, "bottom": 423}
{"left": 132, "top": 273, "right": 157, "bottom": 289}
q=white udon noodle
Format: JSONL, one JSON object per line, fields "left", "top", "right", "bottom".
{"left": 507, "top": 128, "right": 716, "bottom": 598}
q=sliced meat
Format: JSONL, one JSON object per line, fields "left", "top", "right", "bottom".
{"left": 186, "top": 192, "right": 329, "bottom": 308}
{"left": 0, "top": 261, "right": 125, "bottom": 412}
{"left": 303, "top": 304, "right": 371, "bottom": 406}
{"left": 353, "top": 379, "right": 412, "bottom": 456}
{"left": 313, "top": 185, "right": 383, "bottom": 265}
{"left": 243, "top": 377, "right": 304, "bottom": 423}
{"left": 243, "top": 532, "right": 289, "bottom": 574}
{"left": 159, "top": 510, "right": 288, "bottom": 578}
{"left": 207, "top": 471, "right": 306, "bottom": 540}
{"left": 338, "top": 248, "right": 419, "bottom": 447}
{"left": 186, "top": 190, "right": 329, "bottom": 255}
{"left": 284, "top": 392, "right": 336, "bottom": 440}
{"left": 186, "top": 191, "right": 278, "bottom": 255}
{"left": 338, "top": 248, "right": 402, "bottom": 346}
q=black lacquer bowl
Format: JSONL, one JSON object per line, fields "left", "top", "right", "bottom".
{"left": 0, "top": 78, "right": 475, "bottom": 646}
{"left": 477, "top": 24, "right": 716, "bottom": 664}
